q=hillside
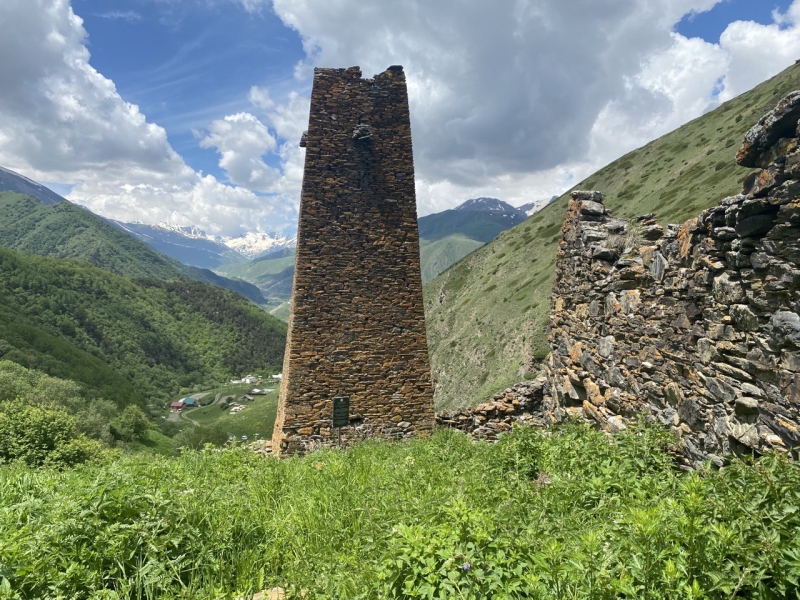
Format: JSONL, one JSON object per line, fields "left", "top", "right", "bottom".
{"left": 0, "top": 246, "right": 287, "bottom": 404}
{"left": 216, "top": 247, "right": 296, "bottom": 303}
{"left": 0, "top": 192, "right": 266, "bottom": 304}
{"left": 424, "top": 61, "right": 800, "bottom": 410}
{"left": 3, "top": 424, "right": 799, "bottom": 598}
{"left": 419, "top": 234, "right": 484, "bottom": 283}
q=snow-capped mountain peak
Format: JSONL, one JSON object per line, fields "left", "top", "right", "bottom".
{"left": 156, "top": 222, "right": 214, "bottom": 240}
{"left": 516, "top": 196, "right": 559, "bottom": 217}
{"left": 140, "top": 222, "right": 296, "bottom": 259}
{"left": 222, "top": 231, "right": 297, "bottom": 259}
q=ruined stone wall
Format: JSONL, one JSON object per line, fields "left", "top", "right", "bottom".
{"left": 272, "top": 66, "right": 435, "bottom": 455}
{"left": 546, "top": 93, "right": 800, "bottom": 468}
{"left": 435, "top": 378, "right": 547, "bottom": 440}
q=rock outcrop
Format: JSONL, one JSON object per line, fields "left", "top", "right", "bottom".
{"left": 545, "top": 92, "right": 800, "bottom": 467}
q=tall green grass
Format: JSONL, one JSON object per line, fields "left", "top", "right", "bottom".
{"left": 1, "top": 424, "right": 799, "bottom": 599}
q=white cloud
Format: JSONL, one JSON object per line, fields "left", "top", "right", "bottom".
{"left": 198, "top": 86, "right": 308, "bottom": 201}
{"left": 198, "top": 112, "right": 280, "bottom": 192}
{"left": 248, "top": 86, "right": 275, "bottom": 110}
{"left": 270, "top": 0, "right": 800, "bottom": 215}
{"left": 3, "top": 0, "right": 800, "bottom": 240}
{"left": 98, "top": 10, "right": 142, "bottom": 22}
{"left": 72, "top": 174, "right": 296, "bottom": 236}
{"left": 0, "top": 0, "right": 191, "bottom": 181}
{"left": 0, "top": 0, "right": 299, "bottom": 236}
{"left": 716, "top": 5, "right": 800, "bottom": 102}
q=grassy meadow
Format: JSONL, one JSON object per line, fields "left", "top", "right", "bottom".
{"left": 2, "top": 424, "right": 800, "bottom": 599}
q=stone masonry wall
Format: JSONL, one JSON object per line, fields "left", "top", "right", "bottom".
{"left": 272, "top": 66, "right": 435, "bottom": 455}
{"left": 546, "top": 92, "right": 800, "bottom": 468}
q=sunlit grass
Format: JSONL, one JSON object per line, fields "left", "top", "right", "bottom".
{"left": 2, "top": 423, "right": 799, "bottom": 599}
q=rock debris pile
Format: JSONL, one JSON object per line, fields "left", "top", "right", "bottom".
{"left": 435, "top": 378, "right": 547, "bottom": 440}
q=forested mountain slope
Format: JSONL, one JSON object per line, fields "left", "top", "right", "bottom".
{"left": 0, "top": 192, "right": 265, "bottom": 304}
{"left": 424, "top": 61, "right": 800, "bottom": 410}
{"left": 0, "top": 246, "right": 287, "bottom": 404}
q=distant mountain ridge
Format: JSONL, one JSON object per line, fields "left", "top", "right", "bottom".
{"left": 517, "top": 196, "right": 558, "bottom": 216}
{"left": 0, "top": 190, "right": 266, "bottom": 304}
{"left": 109, "top": 220, "right": 297, "bottom": 269}
{"left": 453, "top": 197, "right": 525, "bottom": 215}
{"left": 0, "top": 166, "right": 66, "bottom": 205}
{"left": 0, "top": 164, "right": 532, "bottom": 308}
{"left": 416, "top": 197, "right": 528, "bottom": 281}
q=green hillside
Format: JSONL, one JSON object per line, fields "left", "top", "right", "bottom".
{"left": 4, "top": 424, "right": 799, "bottom": 598}
{"left": 216, "top": 247, "right": 296, "bottom": 303}
{"left": 420, "top": 234, "right": 484, "bottom": 283}
{"left": 0, "top": 192, "right": 265, "bottom": 304}
{"left": 418, "top": 208, "right": 525, "bottom": 243}
{"left": 424, "top": 62, "right": 800, "bottom": 410}
{"left": 0, "top": 246, "right": 287, "bottom": 405}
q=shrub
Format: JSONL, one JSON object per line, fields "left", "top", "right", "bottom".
{"left": 0, "top": 400, "right": 102, "bottom": 467}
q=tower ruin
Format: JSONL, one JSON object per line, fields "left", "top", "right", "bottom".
{"left": 272, "top": 65, "right": 435, "bottom": 455}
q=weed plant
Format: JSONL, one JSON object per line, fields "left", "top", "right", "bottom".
{"left": 1, "top": 423, "right": 799, "bottom": 599}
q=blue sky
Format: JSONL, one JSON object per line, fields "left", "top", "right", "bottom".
{"left": 676, "top": 0, "right": 794, "bottom": 40}
{"left": 74, "top": 0, "right": 305, "bottom": 181}
{"left": 1, "top": 0, "right": 800, "bottom": 237}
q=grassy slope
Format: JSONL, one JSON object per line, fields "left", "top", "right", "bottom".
{"left": 420, "top": 233, "right": 485, "bottom": 283}
{"left": 424, "top": 62, "right": 800, "bottom": 411}
{"left": 0, "top": 246, "right": 287, "bottom": 403}
{"left": 0, "top": 192, "right": 266, "bottom": 304}
{"left": 216, "top": 249, "right": 296, "bottom": 303}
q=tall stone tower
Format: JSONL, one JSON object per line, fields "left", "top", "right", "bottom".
{"left": 272, "top": 65, "right": 435, "bottom": 455}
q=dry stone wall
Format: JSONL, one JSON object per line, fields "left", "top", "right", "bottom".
{"left": 272, "top": 66, "right": 435, "bottom": 455}
{"left": 546, "top": 92, "right": 800, "bottom": 468}
{"left": 436, "top": 378, "right": 547, "bottom": 440}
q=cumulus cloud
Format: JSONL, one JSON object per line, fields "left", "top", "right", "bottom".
{"left": 271, "top": 0, "right": 800, "bottom": 215}
{"left": 4, "top": 0, "right": 800, "bottom": 238}
{"left": 198, "top": 112, "right": 280, "bottom": 192}
{"left": 0, "top": 0, "right": 299, "bottom": 236}
{"left": 0, "top": 0, "right": 191, "bottom": 181}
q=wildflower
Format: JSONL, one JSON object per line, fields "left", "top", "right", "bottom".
{"left": 462, "top": 563, "right": 471, "bottom": 572}
{"left": 405, "top": 455, "right": 415, "bottom": 466}
{"left": 315, "top": 462, "right": 324, "bottom": 470}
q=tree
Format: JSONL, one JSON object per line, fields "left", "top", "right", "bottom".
{"left": 109, "top": 405, "right": 151, "bottom": 442}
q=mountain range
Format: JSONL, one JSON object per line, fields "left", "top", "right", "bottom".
{"left": 0, "top": 189, "right": 266, "bottom": 304}
{"left": 109, "top": 220, "right": 297, "bottom": 269}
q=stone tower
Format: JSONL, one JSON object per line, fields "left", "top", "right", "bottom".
{"left": 272, "top": 65, "right": 435, "bottom": 455}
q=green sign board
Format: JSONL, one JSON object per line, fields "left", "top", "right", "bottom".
{"left": 332, "top": 396, "right": 350, "bottom": 428}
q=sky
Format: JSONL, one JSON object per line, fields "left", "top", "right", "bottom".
{"left": 0, "top": 0, "right": 799, "bottom": 238}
